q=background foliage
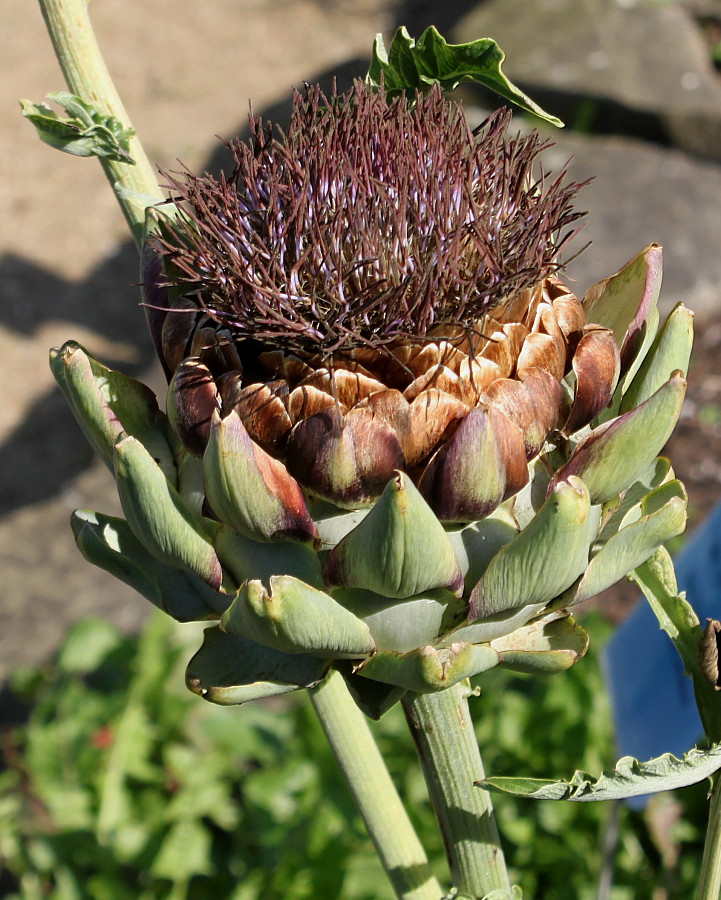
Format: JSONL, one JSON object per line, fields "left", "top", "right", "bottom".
{"left": 0, "top": 611, "right": 708, "bottom": 900}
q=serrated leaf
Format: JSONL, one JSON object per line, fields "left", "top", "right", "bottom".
{"left": 366, "top": 26, "right": 562, "bottom": 125}
{"left": 480, "top": 743, "right": 721, "bottom": 801}
{"left": 20, "top": 92, "right": 135, "bottom": 162}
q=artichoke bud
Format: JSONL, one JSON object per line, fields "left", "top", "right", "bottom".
{"left": 54, "top": 81, "right": 693, "bottom": 715}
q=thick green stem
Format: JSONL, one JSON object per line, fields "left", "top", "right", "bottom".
{"left": 697, "top": 775, "right": 721, "bottom": 900}
{"left": 310, "top": 671, "right": 442, "bottom": 900}
{"left": 403, "top": 683, "right": 511, "bottom": 898}
{"left": 38, "top": 0, "right": 162, "bottom": 247}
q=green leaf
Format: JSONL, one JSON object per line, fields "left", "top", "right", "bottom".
{"left": 20, "top": 92, "right": 135, "bottom": 162}
{"left": 550, "top": 372, "right": 686, "bottom": 504}
{"left": 332, "top": 587, "right": 460, "bottom": 653}
{"left": 620, "top": 302, "right": 694, "bottom": 413}
{"left": 114, "top": 435, "right": 222, "bottom": 588}
{"left": 50, "top": 341, "right": 176, "bottom": 483}
{"left": 444, "top": 508, "right": 518, "bottom": 591}
{"left": 366, "top": 26, "right": 562, "bottom": 126}
{"left": 150, "top": 818, "right": 213, "bottom": 880}
{"left": 631, "top": 548, "right": 721, "bottom": 743}
{"left": 56, "top": 619, "right": 123, "bottom": 674}
{"left": 480, "top": 743, "right": 721, "bottom": 801}
{"left": 215, "top": 525, "right": 324, "bottom": 590}
{"left": 186, "top": 625, "right": 329, "bottom": 705}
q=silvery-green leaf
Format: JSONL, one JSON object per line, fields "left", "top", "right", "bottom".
{"left": 356, "top": 642, "right": 499, "bottom": 693}
{"left": 215, "top": 525, "right": 324, "bottom": 590}
{"left": 310, "top": 502, "right": 369, "bottom": 551}
{"left": 469, "top": 477, "right": 595, "bottom": 620}
{"left": 480, "top": 744, "right": 721, "bottom": 802}
{"left": 325, "top": 472, "right": 463, "bottom": 599}
{"left": 177, "top": 451, "right": 206, "bottom": 519}
{"left": 507, "top": 456, "right": 552, "bottom": 530}
{"left": 332, "top": 588, "right": 462, "bottom": 653}
{"left": 445, "top": 508, "right": 518, "bottom": 591}
{"left": 21, "top": 92, "right": 135, "bottom": 162}
{"left": 186, "top": 626, "right": 328, "bottom": 705}
{"left": 600, "top": 307, "right": 662, "bottom": 426}
{"left": 491, "top": 613, "right": 588, "bottom": 674}
{"left": 621, "top": 303, "right": 694, "bottom": 413}
{"left": 597, "top": 456, "right": 673, "bottom": 542}
{"left": 221, "top": 576, "right": 375, "bottom": 659}
{"left": 72, "top": 510, "right": 228, "bottom": 620}
{"left": 114, "top": 435, "right": 222, "bottom": 588}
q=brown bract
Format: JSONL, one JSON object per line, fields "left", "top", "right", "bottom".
{"left": 160, "top": 274, "right": 619, "bottom": 515}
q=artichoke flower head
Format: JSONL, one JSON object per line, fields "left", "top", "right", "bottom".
{"left": 153, "top": 82, "right": 601, "bottom": 517}
{"left": 54, "top": 79, "right": 692, "bottom": 717}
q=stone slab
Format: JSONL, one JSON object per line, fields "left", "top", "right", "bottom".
{"left": 454, "top": 0, "right": 721, "bottom": 160}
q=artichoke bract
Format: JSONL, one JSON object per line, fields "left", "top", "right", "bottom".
{"left": 52, "top": 81, "right": 692, "bottom": 718}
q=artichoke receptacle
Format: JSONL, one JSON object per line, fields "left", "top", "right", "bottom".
{"left": 52, "top": 81, "right": 692, "bottom": 718}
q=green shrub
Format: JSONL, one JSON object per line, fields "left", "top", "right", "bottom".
{"left": 0, "top": 611, "right": 707, "bottom": 899}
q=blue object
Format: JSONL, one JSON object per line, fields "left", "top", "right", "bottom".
{"left": 603, "top": 502, "right": 721, "bottom": 803}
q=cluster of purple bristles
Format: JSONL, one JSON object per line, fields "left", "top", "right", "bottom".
{"left": 157, "top": 82, "right": 584, "bottom": 355}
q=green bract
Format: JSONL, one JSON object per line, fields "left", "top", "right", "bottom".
{"left": 51, "top": 243, "right": 691, "bottom": 717}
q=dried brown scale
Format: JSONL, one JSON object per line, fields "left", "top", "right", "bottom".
{"left": 149, "top": 80, "right": 622, "bottom": 517}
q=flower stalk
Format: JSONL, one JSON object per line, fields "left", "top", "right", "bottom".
{"left": 310, "top": 671, "right": 442, "bottom": 900}
{"left": 697, "top": 774, "right": 721, "bottom": 900}
{"left": 38, "top": 0, "right": 162, "bottom": 245}
{"left": 403, "top": 684, "right": 511, "bottom": 897}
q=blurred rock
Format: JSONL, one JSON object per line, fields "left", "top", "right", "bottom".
{"left": 454, "top": 0, "right": 721, "bottom": 161}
